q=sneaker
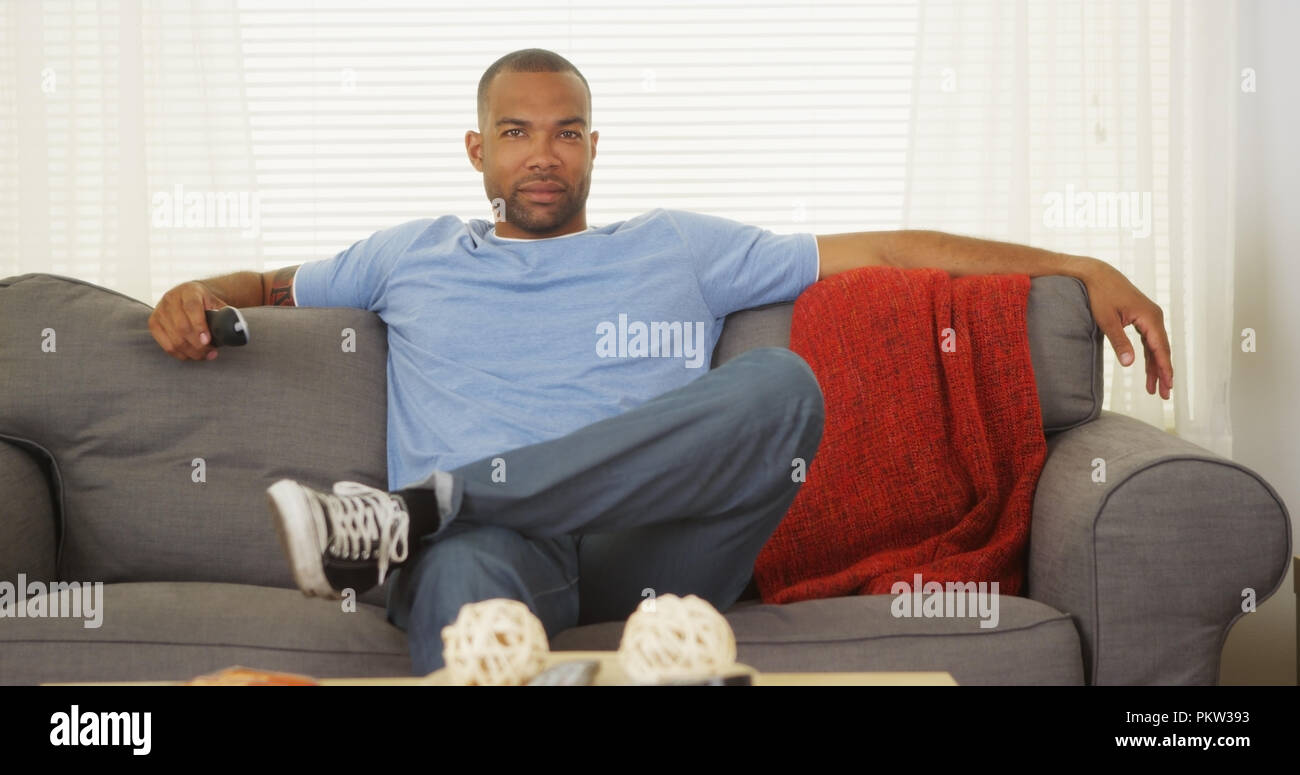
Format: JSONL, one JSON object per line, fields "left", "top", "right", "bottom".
{"left": 266, "top": 479, "right": 411, "bottom": 599}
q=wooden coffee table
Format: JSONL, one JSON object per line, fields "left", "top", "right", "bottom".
{"left": 317, "top": 651, "right": 958, "bottom": 686}
{"left": 46, "top": 650, "right": 956, "bottom": 686}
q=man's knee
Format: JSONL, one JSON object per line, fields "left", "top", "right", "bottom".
{"left": 389, "top": 525, "right": 527, "bottom": 625}
{"left": 411, "top": 525, "right": 533, "bottom": 594}
{"left": 389, "top": 523, "right": 579, "bottom": 641}
{"left": 732, "top": 347, "right": 825, "bottom": 438}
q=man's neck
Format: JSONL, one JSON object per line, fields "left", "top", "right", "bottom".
{"left": 490, "top": 223, "right": 593, "bottom": 241}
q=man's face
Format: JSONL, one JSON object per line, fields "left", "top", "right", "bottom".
{"left": 467, "top": 71, "right": 598, "bottom": 238}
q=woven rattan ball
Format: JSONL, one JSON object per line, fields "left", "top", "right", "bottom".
{"left": 617, "top": 593, "right": 736, "bottom": 684}
{"left": 440, "top": 598, "right": 549, "bottom": 685}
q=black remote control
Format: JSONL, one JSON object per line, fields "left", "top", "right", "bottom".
{"left": 204, "top": 307, "right": 250, "bottom": 347}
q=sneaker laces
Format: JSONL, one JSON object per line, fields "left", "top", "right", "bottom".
{"left": 311, "top": 481, "right": 411, "bottom": 585}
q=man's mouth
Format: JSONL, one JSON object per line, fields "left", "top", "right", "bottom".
{"left": 519, "top": 185, "right": 564, "bottom": 202}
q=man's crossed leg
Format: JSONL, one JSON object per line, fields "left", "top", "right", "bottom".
{"left": 268, "top": 347, "right": 824, "bottom": 675}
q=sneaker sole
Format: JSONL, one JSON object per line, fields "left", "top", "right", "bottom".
{"left": 266, "top": 479, "right": 338, "bottom": 599}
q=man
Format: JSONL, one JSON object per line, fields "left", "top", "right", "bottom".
{"left": 149, "top": 48, "right": 1174, "bottom": 675}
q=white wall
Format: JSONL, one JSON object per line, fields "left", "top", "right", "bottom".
{"left": 1222, "top": 0, "right": 1299, "bottom": 685}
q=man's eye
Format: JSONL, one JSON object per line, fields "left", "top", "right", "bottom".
{"left": 503, "top": 129, "right": 579, "bottom": 138}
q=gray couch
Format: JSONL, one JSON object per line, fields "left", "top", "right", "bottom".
{"left": 0, "top": 272, "right": 1291, "bottom": 685}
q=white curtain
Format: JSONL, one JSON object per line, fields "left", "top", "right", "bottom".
{"left": 4, "top": 0, "right": 259, "bottom": 305}
{"left": 902, "top": 0, "right": 1237, "bottom": 457}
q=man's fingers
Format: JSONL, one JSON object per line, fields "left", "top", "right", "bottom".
{"left": 1100, "top": 321, "right": 1134, "bottom": 369}
{"left": 180, "top": 293, "right": 214, "bottom": 350}
{"left": 148, "top": 316, "right": 189, "bottom": 361}
{"left": 162, "top": 304, "right": 201, "bottom": 359}
{"left": 162, "top": 301, "right": 208, "bottom": 360}
{"left": 1132, "top": 312, "right": 1173, "bottom": 397}
{"left": 1143, "top": 338, "right": 1158, "bottom": 395}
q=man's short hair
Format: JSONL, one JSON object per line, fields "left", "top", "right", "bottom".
{"left": 477, "top": 48, "right": 592, "bottom": 132}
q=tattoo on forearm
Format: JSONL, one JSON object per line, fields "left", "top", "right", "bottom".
{"left": 268, "top": 267, "right": 296, "bottom": 306}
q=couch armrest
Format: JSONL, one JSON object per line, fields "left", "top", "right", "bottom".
{"left": 0, "top": 436, "right": 58, "bottom": 582}
{"left": 1026, "top": 410, "right": 1293, "bottom": 685}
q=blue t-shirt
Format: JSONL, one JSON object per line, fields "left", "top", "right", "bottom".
{"left": 292, "top": 208, "right": 820, "bottom": 491}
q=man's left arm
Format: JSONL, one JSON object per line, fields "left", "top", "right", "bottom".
{"left": 815, "top": 229, "right": 1173, "bottom": 400}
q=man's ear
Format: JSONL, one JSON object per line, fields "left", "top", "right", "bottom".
{"left": 590, "top": 129, "right": 598, "bottom": 162}
{"left": 465, "top": 130, "right": 483, "bottom": 172}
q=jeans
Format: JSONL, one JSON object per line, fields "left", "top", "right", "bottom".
{"left": 384, "top": 347, "right": 825, "bottom": 675}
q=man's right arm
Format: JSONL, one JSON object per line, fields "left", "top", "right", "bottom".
{"left": 149, "top": 266, "right": 300, "bottom": 361}
{"left": 192, "top": 267, "right": 299, "bottom": 308}
{"left": 262, "top": 265, "right": 299, "bottom": 307}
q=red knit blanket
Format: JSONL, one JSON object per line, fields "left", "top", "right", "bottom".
{"left": 754, "top": 266, "right": 1046, "bottom": 603}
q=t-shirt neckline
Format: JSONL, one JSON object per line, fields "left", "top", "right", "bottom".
{"left": 488, "top": 224, "right": 595, "bottom": 242}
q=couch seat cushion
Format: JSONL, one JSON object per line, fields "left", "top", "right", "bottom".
{"left": 552, "top": 594, "right": 1085, "bottom": 685}
{"left": 0, "top": 581, "right": 409, "bottom": 684}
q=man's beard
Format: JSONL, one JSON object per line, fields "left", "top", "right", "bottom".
{"left": 495, "top": 174, "right": 588, "bottom": 234}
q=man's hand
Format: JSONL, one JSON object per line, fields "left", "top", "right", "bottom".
{"left": 149, "top": 281, "right": 226, "bottom": 362}
{"left": 1077, "top": 258, "right": 1174, "bottom": 400}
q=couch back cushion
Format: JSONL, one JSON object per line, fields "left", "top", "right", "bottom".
{"left": 712, "top": 274, "right": 1102, "bottom": 434}
{"left": 0, "top": 273, "right": 392, "bottom": 606}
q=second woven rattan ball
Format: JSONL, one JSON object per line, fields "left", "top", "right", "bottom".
{"left": 617, "top": 593, "right": 737, "bottom": 684}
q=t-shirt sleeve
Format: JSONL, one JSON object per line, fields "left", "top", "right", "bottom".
{"left": 663, "top": 208, "right": 819, "bottom": 319}
{"left": 292, "top": 220, "right": 426, "bottom": 310}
